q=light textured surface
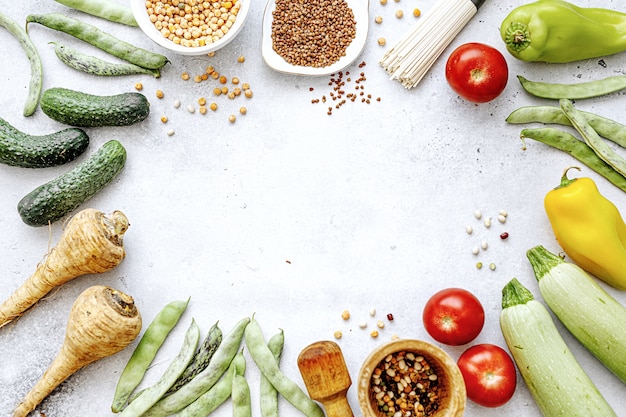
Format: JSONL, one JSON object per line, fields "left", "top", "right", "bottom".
{"left": 1, "top": 0, "right": 626, "bottom": 416}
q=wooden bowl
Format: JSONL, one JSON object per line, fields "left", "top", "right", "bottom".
{"left": 358, "top": 339, "right": 466, "bottom": 417}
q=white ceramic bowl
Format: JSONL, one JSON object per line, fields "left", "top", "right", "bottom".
{"left": 131, "top": 0, "right": 251, "bottom": 56}
{"left": 261, "top": 0, "right": 369, "bottom": 75}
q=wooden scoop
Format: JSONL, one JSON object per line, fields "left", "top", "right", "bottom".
{"left": 297, "top": 340, "right": 354, "bottom": 417}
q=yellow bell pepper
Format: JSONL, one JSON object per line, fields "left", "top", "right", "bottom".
{"left": 544, "top": 167, "right": 626, "bottom": 290}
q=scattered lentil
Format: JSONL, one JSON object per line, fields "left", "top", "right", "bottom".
{"left": 271, "top": 0, "right": 357, "bottom": 68}
{"left": 370, "top": 351, "right": 441, "bottom": 417}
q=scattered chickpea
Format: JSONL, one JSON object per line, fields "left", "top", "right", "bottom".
{"left": 226, "top": 92, "right": 235, "bottom": 99}
{"left": 341, "top": 310, "right": 351, "bottom": 320}
{"left": 211, "top": 71, "right": 220, "bottom": 80}
{"left": 193, "top": 74, "right": 202, "bottom": 83}
{"left": 207, "top": 51, "right": 216, "bottom": 57}
{"left": 375, "top": 16, "right": 383, "bottom": 24}
{"left": 380, "top": 0, "right": 387, "bottom": 4}
{"left": 160, "top": 115, "right": 168, "bottom": 123}
{"left": 213, "top": 88, "right": 222, "bottom": 96}
{"left": 395, "top": 10, "right": 404, "bottom": 18}
{"left": 232, "top": 77, "right": 240, "bottom": 84}
{"left": 334, "top": 330, "right": 343, "bottom": 339}
{"left": 376, "top": 320, "right": 385, "bottom": 329}
{"left": 219, "top": 75, "right": 228, "bottom": 84}
{"left": 239, "top": 106, "right": 247, "bottom": 115}
{"left": 199, "top": 106, "right": 207, "bottom": 115}
{"left": 241, "top": 82, "right": 250, "bottom": 90}
{"left": 228, "top": 114, "right": 236, "bottom": 123}
{"left": 237, "top": 55, "right": 245, "bottom": 63}
{"left": 244, "top": 89, "right": 253, "bottom": 98}
{"left": 198, "top": 97, "right": 207, "bottom": 106}
{"left": 134, "top": 83, "right": 143, "bottom": 91}
{"left": 413, "top": 8, "right": 421, "bottom": 17}
{"left": 181, "top": 72, "right": 190, "bottom": 81}
{"left": 210, "top": 102, "right": 218, "bottom": 111}
{"left": 233, "top": 87, "right": 242, "bottom": 96}
{"left": 377, "top": 37, "right": 386, "bottom": 46}
{"left": 370, "top": 330, "right": 379, "bottom": 338}
{"left": 200, "top": 73, "right": 209, "bottom": 81}
{"left": 155, "top": 89, "right": 164, "bottom": 99}
{"left": 221, "top": 86, "right": 229, "bottom": 95}
{"left": 206, "top": 66, "right": 215, "bottom": 74}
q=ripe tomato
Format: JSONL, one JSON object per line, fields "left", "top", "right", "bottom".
{"left": 422, "top": 288, "right": 484, "bottom": 345}
{"left": 457, "top": 344, "right": 517, "bottom": 407}
{"left": 445, "top": 42, "right": 508, "bottom": 103}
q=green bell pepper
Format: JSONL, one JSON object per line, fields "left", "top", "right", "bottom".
{"left": 501, "top": 0, "right": 626, "bottom": 63}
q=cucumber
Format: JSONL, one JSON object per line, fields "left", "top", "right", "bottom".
{"left": 40, "top": 87, "right": 150, "bottom": 127}
{"left": 499, "top": 278, "right": 617, "bottom": 417}
{"left": 0, "top": 116, "right": 89, "bottom": 168}
{"left": 527, "top": 245, "right": 626, "bottom": 383}
{"left": 18, "top": 140, "right": 126, "bottom": 227}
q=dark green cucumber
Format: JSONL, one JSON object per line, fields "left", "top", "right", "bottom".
{"left": 18, "top": 140, "right": 126, "bottom": 227}
{"left": 40, "top": 87, "right": 150, "bottom": 127}
{"left": 0, "top": 116, "right": 89, "bottom": 168}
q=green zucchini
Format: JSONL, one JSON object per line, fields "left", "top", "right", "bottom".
{"left": 40, "top": 87, "right": 150, "bottom": 127}
{"left": 0, "top": 116, "right": 89, "bottom": 168}
{"left": 500, "top": 278, "right": 617, "bottom": 417}
{"left": 18, "top": 140, "right": 126, "bottom": 227}
{"left": 527, "top": 245, "right": 626, "bottom": 384}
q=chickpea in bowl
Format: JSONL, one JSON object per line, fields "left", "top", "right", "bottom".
{"left": 131, "top": 0, "right": 250, "bottom": 55}
{"left": 358, "top": 339, "right": 466, "bottom": 417}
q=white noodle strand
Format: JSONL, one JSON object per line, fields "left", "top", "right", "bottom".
{"left": 380, "top": 0, "right": 478, "bottom": 88}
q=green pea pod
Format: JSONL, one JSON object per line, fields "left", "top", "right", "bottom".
{"left": 560, "top": 99, "right": 626, "bottom": 178}
{"left": 261, "top": 330, "right": 284, "bottom": 417}
{"left": 177, "top": 350, "right": 246, "bottom": 417}
{"left": 142, "top": 317, "right": 250, "bottom": 417}
{"left": 119, "top": 320, "right": 201, "bottom": 417}
{"left": 52, "top": 0, "right": 137, "bottom": 26}
{"left": 0, "top": 11, "right": 43, "bottom": 116}
{"left": 517, "top": 75, "right": 626, "bottom": 100}
{"left": 501, "top": 0, "right": 626, "bottom": 63}
{"left": 520, "top": 127, "right": 626, "bottom": 193}
{"left": 245, "top": 317, "right": 324, "bottom": 417}
{"left": 111, "top": 298, "right": 190, "bottom": 413}
{"left": 232, "top": 372, "right": 252, "bottom": 417}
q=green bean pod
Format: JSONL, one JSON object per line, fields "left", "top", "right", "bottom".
{"left": 506, "top": 106, "right": 626, "bottom": 148}
{"left": 232, "top": 373, "right": 252, "bottom": 417}
{"left": 142, "top": 317, "right": 250, "bottom": 417}
{"left": 245, "top": 317, "right": 325, "bottom": 417}
{"left": 520, "top": 127, "right": 626, "bottom": 193}
{"left": 0, "top": 11, "right": 43, "bottom": 116}
{"left": 177, "top": 350, "right": 247, "bottom": 417}
{"left": 119, "top": 319, "right": 201, "bottom": 417}
{"left": 26, "top": 13, "right": 169, "bottom": 70}
{"left": 518, "top": 75, "right": 626, "bottom": 100}
{"left": 51, "top": 42, "right": 160, "bottom": 77}
{"left": 53, "top": 0, "right": 137, "bottom": 26}
{"left": 261, "top": 330, "right": 284, "bottom": 417}
{"left": 166, "top": 321, "right": 223, "bottom": 395}
{"left": 111, "top": 298, "right": 190, "bottom": 413}
{"left": 560, "top": 99, "right": 626, "bottom": 177}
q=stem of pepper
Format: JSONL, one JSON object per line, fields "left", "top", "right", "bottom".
{"left": 555, "top": 166, "right": 581, "bottom": 190}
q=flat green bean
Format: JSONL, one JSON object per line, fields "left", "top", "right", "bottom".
{"left": 506, "top": 105, "right": 626, "bottom": 148}
{"left": 232, "top": 373, "right": 252, "bottom": 417}
{"left": 26, "top": 13, "right": 169, "bottom": 70}
{"left": 560, "top": 99, "right": 626, "bottom": 177}
{"left": 245, "top": 317, "right": 324, "bottom": 417}
{"left": 520, "top": 127, "right": 626, "bottom": 193}
{"left": 111, "top": 298, "right": 189, "bottom": 413}
{"left": 50, "top": 42, "right": 160, "bottom": 77}
{"left": 142, "top": 317, "right": 250, "bottom": 417}
{"left": 0, "top": 12, "right": 42, "bottom": 116}
{"left": 177, "top": 350, "right": 246, "bottom": 417}
{"left": 120, "top": 319, "right": 201, "bottom": 417}
{"left": 167, "top": 321, "right": 223, "bottom": 395}
{"left": 261, "top": 330, "right": 284, "bottom": 417}
{"left": 53, "top": 0, "right": 137, "bottom": 26}
{"left": 518, "top": 74, "right": 626, "bottom": 99}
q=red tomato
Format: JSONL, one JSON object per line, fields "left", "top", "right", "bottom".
{"left": 457, "top": 344, "right": 517, "bottom": 407}
{"left": 422, "top": 288, "right": 484, "bottom": 345}
{"left": 445, "top": 42, "right": 508, "bottom": 103}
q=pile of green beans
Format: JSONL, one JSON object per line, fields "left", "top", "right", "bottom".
{"left": 507, "top": 100, "right": 626, "bottom": 193}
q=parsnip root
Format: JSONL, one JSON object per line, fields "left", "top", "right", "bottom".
{"left": 0, "top": 208, "right": 128, "bottom": 327}
{"left": 13, "top": 285, "right": 142, "bottom": 417}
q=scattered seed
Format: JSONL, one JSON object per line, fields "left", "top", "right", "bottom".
{"left": 370, "top": 330, "right": 379, "bottom": 338}
{"left": 476, "top": 262, "right": 483, "bottom": 269}
{"left": 155, "top": 89, "right": 164, "bottom": 99}
{"left": 395, "top": 10, "right": 404, "bottom": 18}
{"left": 413, "top": 8, "right": 421, "bottom": 17}
{"left": 239, "top": 106, "right": 247, "bottom": 115}
{"left": 181, "top": 72, "right": 190, "bottom": 81}
{"left": 481, "top": 240, "right": 488, "bottom": 250}
{"left": 341, "top": 310, "right": 351, "bottom": 320}
{"left": 489, "top": 263, "right": 496, "bottom": 271}
{"left": 228, "top": 114, "right": 236, "bottom": 123}
{"left": 160, "top": 115, "right": 168, "bottom": 123}
{"left": 474, "top": 210, "right": 482, "bottom": 219}
{"left": 166, "top": 129, "right": 175, "bottom": 136}
{"left": 198, "top": 97, "right": 207, "bottom": 106}
{"left": 377, "top": 37, "right": 386, "bottom": 46}
{"left": 210, "top": 102, "right": 218, "bottom": 111}
{"left": 377, "top": 320, "right": 385, "bottom": 329}
{"left": 472, "top": 246, "right": 480, "bottom": 255}
{"left": 484, "top": 217, "right": 492, "bottom": 228}
{"left": 134, "top": 82, "right": 143, "bottom": 91}
{"left": 199, "top": 106, "right": 207, "bottom": 115}
{"left": 369, "top": 309, "right": 376, "bottom": 317}
{"left": 465, "top": 225, "right": 473, "bottom": 235}
{"left": 500, "top": 232, "right": 509, "bottom": 240}
{"left": 499, "top": 210, "right": 508, "bottom": 217}
{"left": 187, "top": 104, "right": 196, "bottom": 113}
{"left": 498, "top": 214, "right": 507, "bottom": 224}
{"left": 375, "top": 16, "right": 383, "bottom": 24}
{"left": 359, "top": 322, "right": 368, "bottom": 329}
{"left": 380, "top": 0, "right": 387, "bottom": 4}
{"left": 386, "top": 313, "right": 394, "bottom": 321}
{"left": 334, "top": 330, "right": 343, "bottom": 339}
{"left": 173, "top": 99, "right": 181, "bottom": 108}
{"left": 237, "top": 55, "right": 245, "bottom": 63}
